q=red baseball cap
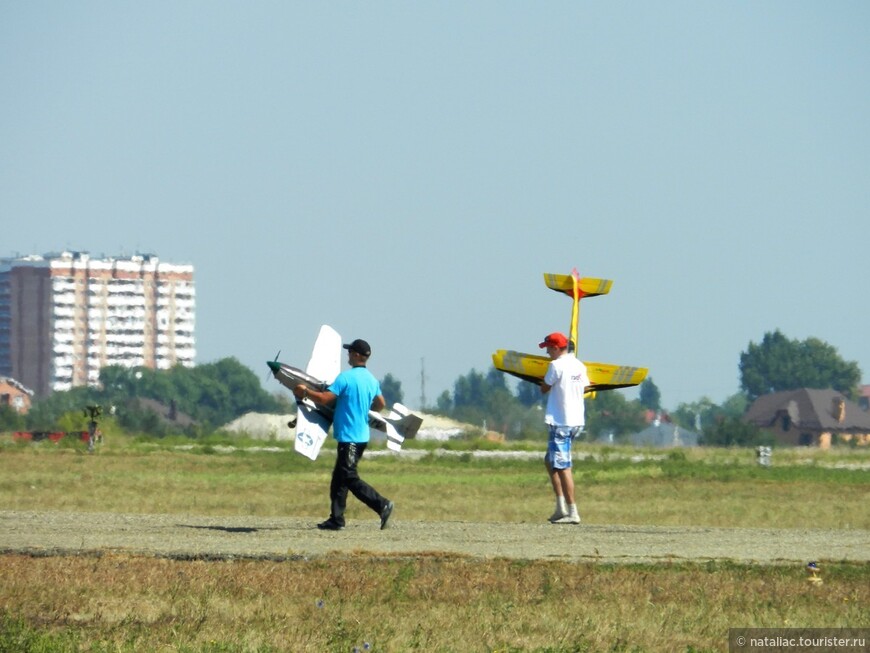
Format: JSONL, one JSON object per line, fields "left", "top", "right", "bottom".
{"left": 539, "top": 332, "right": 568, "bottom": 349}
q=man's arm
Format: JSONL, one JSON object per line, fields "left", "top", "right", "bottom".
{"left": 540, "top": 363, "right": 555, "bottom": 395}
{"left": 293, "top": 385, "right": 337, "bottom": 407}
{"left": 371, "top": 394, "right": 386, "bottom": 412}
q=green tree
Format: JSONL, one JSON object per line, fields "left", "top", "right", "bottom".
{"left": 119, "top": 401, "right": 169, "bottom": 436}
{"left": 516, "top": 380, "right": 543, "bottom": 408}
{"left": 451, "top": 368, "right": 508, "bottom": 406}
{"left": 481, "top": 382, "right": 522, "bottom": 435}
{"left": 441, "top": 368, "right": 541, "bottom": 437}
{"left": 434, "top": 390, "right": 452, "bottom": 415}
{"left": 99, "top": 366, "right": 139, "bottom": 397}
{"left": 672, "top": 397, "right": 718, "bottom": 433}
{"left": 638, "top": 378, "right": 661, "bottom": 411}
{"left": 380, "top": 373, "right": 403, "bottom": 406}
{"left": 166, "top": 365, "right": 203, "bottom": 411}
{"left": 0, "top": 405, "right": 25, "bottom": 431}
{"left": 719, "top": 392, "right": 750, "bottom": 419}
{"left": 450, "top": 369, "right": 491, "bottom": 426}
{"left": 211, "top": 357, "right": 275, "bottom": 417}
{"left": 584, "top": 391, "right": 646, "bottom": 441}
{"left": 739, "top": 330, "right": 861, "bottom": 401}
{"left": 161, "top": 358, "right": 282, "bottom": 427}
{"left": 135, "top": 367, "right": 174, "bottom": 403}
{"left": 28, "top": 358, "right": 284, "bottom": 436}
{"left": 700, "top": 416, "right": 769, "bottom": 447}
{"left": 25, "top": 386, "right": 102, "bottom": 431}
{"left": 672, "top": 393, "right": 750, "bottom": 434}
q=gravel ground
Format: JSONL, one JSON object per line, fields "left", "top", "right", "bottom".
{"left": 1, "top": 509, "right": 867, "bottom": 565}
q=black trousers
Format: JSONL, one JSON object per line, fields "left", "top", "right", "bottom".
{"left": 330, "top": 442, "right": 389, "bottom": 526}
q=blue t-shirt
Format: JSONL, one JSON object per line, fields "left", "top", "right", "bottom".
{"left": 328, "top": 366, "right": 381, "bottom": 443}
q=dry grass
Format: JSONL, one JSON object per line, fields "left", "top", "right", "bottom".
{"left": 1, "top": 553, "right": 867, "bottom": 652}
{"left": 1, "top": 440, "right": 868, "bottom": 651}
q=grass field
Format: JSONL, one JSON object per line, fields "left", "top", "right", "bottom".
{"left": 1, "top": 436, "right": 868, "bottom": 652}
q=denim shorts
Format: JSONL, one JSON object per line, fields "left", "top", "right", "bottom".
{"left": 545, "top": 425, "right": 581, "bottom": 470}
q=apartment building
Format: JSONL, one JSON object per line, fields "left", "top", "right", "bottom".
{"left": 0, "top": 251, "right": 195, "bottom": 396}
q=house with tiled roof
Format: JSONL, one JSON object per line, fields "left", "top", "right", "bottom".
{"left": 743, "top": 388, "right": 870, "bottom": 448}
{"left": 0, "top": 377, "right": 34, "bottom": 414}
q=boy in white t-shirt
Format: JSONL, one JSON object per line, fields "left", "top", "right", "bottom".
{"left": 539, "top": 332, "right": 590, "bottom": 524}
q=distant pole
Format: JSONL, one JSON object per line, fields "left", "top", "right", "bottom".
{"left": 420, "top": 357, "right": 426, "bottom": 410}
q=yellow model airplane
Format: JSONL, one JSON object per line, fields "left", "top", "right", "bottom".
{"left": 492, "top": 271, "right": 648, "bottom": 395}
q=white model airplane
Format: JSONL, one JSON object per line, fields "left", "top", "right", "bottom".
{"left": 267, "top": 325, "right": 423, "bottom": 460}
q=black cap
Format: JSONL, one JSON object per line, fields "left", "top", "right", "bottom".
{"left": 343, "top": 339, "right": 371, "bottom": 357}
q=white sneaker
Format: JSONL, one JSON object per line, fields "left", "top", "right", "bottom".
{"left": 548, "top": 510, "right": 567, "bottom": 523}
{"left": 554, "top": 513, "right": 581, "bottom": 524}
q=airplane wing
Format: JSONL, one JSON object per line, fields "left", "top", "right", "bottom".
{"left": 584, "top": 361, "right": 649, "bottom": 391}
{"left": 306, "top": 324, "right": 341, "bottom": 384}
{"left": 294, "top": 400, "right": 331, "bottom": 460}
{"left": 492, "top": 350, "right": 648, "bottom": 393}
{"left": 293, "top": 324, "right": 342, "bottom": 459}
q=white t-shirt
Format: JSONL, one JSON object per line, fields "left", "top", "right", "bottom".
{"left": 544, "top": 354, "right": 590, "bottom": 427}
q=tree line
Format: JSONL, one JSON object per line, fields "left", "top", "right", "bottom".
{"left": 430, "top": 329, "right": 861, "bottom": 445}
{"left": 2, "top": 358, "right": 290, "bottom": 437}
{"left": 0, "top": 330, "right": 861, "bottom": 447}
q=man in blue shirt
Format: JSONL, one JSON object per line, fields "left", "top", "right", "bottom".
{"left": 293, "top": 338, "right": 394, "bottom": 531}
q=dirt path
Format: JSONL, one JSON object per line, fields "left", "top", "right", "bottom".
{"left": 1, "top": 510, "right": 867, "bottom": 565}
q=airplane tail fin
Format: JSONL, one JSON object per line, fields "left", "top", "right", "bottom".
{"left": 382, "top": 403, "right": 423, "bottom": 452}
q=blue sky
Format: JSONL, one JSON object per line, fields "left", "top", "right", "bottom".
{"left": 2, "top": 2, "right": 868, "bottom": 410}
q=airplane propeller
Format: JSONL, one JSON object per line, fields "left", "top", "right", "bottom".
{"left": 264, "top": 350, "right": 281, "bottom": 383}
{"left": 265, "top": 350, "right": 301, "bottom": 428}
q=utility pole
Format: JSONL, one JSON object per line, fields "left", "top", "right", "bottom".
{"left": 420, "top": 357, "right": 426, "bottom": 410}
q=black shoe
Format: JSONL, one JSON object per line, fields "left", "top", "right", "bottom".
{"left": 380, "top": 501, "right": 394, "bottom": 530}
{"left": 316, "top": 519, "right": 344, "bottom": 531}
